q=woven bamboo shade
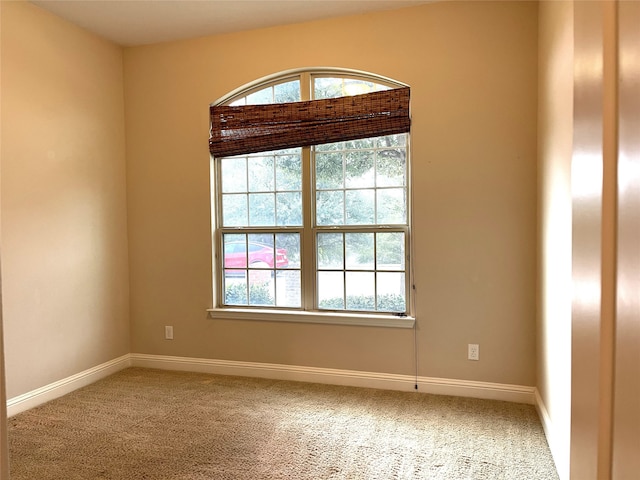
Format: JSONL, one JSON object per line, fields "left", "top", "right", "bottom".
{"left": 210, "top": 87, "right": 410, "bottom": 158}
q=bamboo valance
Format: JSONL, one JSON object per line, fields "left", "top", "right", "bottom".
{"left": 210, "top": 87, "right": 410, "bottom": 158}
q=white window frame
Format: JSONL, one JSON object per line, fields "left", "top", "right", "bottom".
{"left": 208, "top": 68, "right": 414, "bottom": 328}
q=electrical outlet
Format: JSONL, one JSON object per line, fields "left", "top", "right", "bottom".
{"left": 165, "top": 326, "right": 174, "bottom": 340}
{"left": 468, "top": 343, "right": 479, "bottom": 361}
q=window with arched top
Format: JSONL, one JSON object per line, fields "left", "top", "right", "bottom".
{"left": 209, "top": 69, "right": 412, "bottom": 327}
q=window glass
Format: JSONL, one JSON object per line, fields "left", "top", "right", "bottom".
{"left": 220, "top": 148, "right": 303, "bottom": 228}
{"left": 274, "top": 80, "right": 301, "bottom": 103}
{"left": 222, "top": 232, "right": 301, "bottom": 308}
{"left": 314, "top": 134, "right": 407, "bottom": 227}
{"left": 315, "top": 231, "right": 406, "bottom": 313}
{"left": 314, "top": 77, "right": 389, "bottom": 100}
{"left": 230, "top": 79, "right": 301, "bottom": 106}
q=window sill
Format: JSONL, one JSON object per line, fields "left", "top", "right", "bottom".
{"left": 207, "top": 308, "right": 415, "bottom": 328}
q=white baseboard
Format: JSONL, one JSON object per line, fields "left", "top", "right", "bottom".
{"left": 535, "top": 388, "right": 568, "bottom": 480}
{"left": 6, "top": 354, "right": 535, "bottom": 418}
{"left": 535, "top": 388, "right": 554, "bottom": 448}
{"left": 419, "top": 375, "right": 534, "bottom": 404}
{"left": 7, "top": 354, "right": 131, "bottom": 417}
{"left": 131, "top": 353, "right": 535, "bottom": 404}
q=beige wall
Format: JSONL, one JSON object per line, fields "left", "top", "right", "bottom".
{"left": 537, "top": 2, "right": 573, "bottom": 479}
{"left": 125, "top": 1, "right": 538, "bottom": 385}
{"left": 0, "top": 1, "right": 130, "bottom": 398}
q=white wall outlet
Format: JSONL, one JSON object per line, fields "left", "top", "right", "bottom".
{"left": 165, "top": 326, "right": 174, "bottom": 340}
{"left": 468, "top": 343, "right": 479, "bottom": 361}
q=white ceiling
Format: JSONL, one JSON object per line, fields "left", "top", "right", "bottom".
{"left": 30, "top": 0, "right": 432, "bottom": 47}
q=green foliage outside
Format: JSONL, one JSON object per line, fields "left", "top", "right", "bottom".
{"left": 317, "top": 231, "right": 405, "bottom": 271}
{"left": 319, "top": 293, "right": 405, "bottom": 313}
{"left": 222, "top": 139, "right": 406, "bottom": 230}
{"left": 225, "top": 282, "right": 274, "bottom": 306}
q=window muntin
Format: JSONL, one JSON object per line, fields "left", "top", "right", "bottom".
{"left": 314, "top": 134, "right": 407, "bottom": 226}
{"left": 316, "top": 231, "right": 406, "bottom": 312}
{"left": 220, "top": 148, "right": 303, "bottom": 227}
{"left": 222, "top": 232, "right": 301, "bottom": 308}
{"left": 214, "top": 71, "right": 410, "bottom": 316}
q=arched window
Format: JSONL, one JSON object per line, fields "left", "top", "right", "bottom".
{"left": 209, "top": 69, "right": 412, "bottom": 326}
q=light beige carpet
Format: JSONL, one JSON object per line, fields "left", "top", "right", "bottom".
{"left": 8, "top": 368, "right": 558, "bottom": 479}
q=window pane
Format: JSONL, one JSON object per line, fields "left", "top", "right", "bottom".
{"left": 345, "top": 233, "right": 374, "bottom": 270}
{"left": 221, "top": 157, "right": 247, "bottom": 193}
{"left": 274, "top": 233, "right": 301, "bottom": 307}
{"left": 247, "top": 271, "right": 275, "bottom": 306}
{"left": 314, "top": 77, "right": 343, "bottom": 100}
{"left": 343, "top": 78, "right": 385, "bottom": 96}
{"left": 376, "top": 148, "right": 406, "bottom": 187}
{"left": 224, "top": 277, "right": 248, "bottom": 305}
{"left": 274, "top": 80, "right": 301, "bottom": 103}
{"left": 276, "top": 233, "right": 300, "bottom": 269}
{"left": 276, "top": 192, "right": 302, "bottom": 226}
{"left": 317, "top": 233, "right": 343, "bottom": 269}
{"left": 222, "top": 194, "right": 248, "bottom": 227}
{"left": 346, "top": 272, "right": 375, "bottom": 311}
{"left": 276, "top": 153, "right": 302, "bottom": 191}
{"left": 377, "top": 272, "right": 406, "bottom": 312}
{"left": 376, "top": 232, "right": 405, "bottom": 270}
{"left": 316, "top": 142, "right": 343, "bottom": 152}
{"left": 345, "top": 151, "right": 374, "bottom": 188}
{"left": 246, "top": 87, "right": 273, "bottom": 105}
{"left": 318, "top": 271, "right": 344, "bottom": 309}
{"left": 315, "top": 153, "right": 343, "bottom": 189}
{"left": 316, "top": 191, "right": 344, "bottom": 225}
{"left": 377, "top": 134, "right": 406, "bottom": 148}
{"left": 345, "top": 190, "right": 374, "bottom": 225}
{"left": 376, "top": 188, "right": 406, "bottom": 224}
{"left": 314, "top": 76, "right": 391, "bottom": 99}
{"left": 247, "top": 233, "right": 274, "bottom": 269}
{"left": 248, "top": 156, "right": 274, "bottom": 192}
{"left": 346, "top": 137, "right": 376, "bottom": 151}
{"left": 248, "top": 193, "right": 275, "bottom": 226}
{"left": 223, "top": 233, "right": 246, "bottom": 270}
{"left": 275, "top": 270, "right": 301, "bottom": 308}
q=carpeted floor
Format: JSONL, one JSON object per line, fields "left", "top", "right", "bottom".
{"left": 8, "top": 368, "right": 559, "bottom": 479}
